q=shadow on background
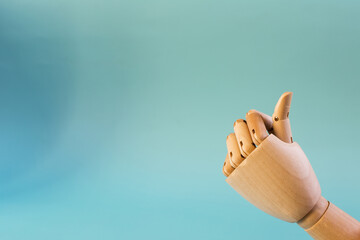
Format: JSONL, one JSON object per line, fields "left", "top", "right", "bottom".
{"left": 0, "top": 3, "right": 75, "bottom": 197}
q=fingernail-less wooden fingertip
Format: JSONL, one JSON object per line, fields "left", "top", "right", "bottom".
{"left": 233, "top": 119, "right": 255, "bottom": 157}
{"left": 226, "top": 133, "right": 244, "bottom": 168}
{"left": 272, "top": 92, "right": 293, "bottom": 143}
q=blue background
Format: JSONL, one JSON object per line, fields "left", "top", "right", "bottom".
{"left": 1, "top": 0, "right": 360, "bottom": 239}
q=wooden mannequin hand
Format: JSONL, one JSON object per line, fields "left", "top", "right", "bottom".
{"left": 222, "top": 92, "right": 360, "bottom": 240}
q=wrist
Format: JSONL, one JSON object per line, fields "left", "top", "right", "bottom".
{"left": 297, "top": 196, "right": 329, "bottom": 229}
{"left": 298, "top": 197, "right": 360, "bottom": 240}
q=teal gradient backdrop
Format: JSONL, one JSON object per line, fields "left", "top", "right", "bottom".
{"left": 1, "top": 0, "right": 360, "bottom": 239}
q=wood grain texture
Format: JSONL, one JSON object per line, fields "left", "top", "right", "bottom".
{"left": 226, "top": 134, "right": 321, "bottom": 222}
{"left": 297, "top": 196, "right": 329, "bottom": 229}
{"left": 272, "top": 92, "right": 293, "bottom": 143}
{"left": 224, "top": 91, "right": 360, "bottom": 238}
{"left": 306, "top": 202, "right": 360, "bottom": 240}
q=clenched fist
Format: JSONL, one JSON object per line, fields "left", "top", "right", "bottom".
{"left": 222, "top": 92, "right": 360, "bottom": 240}
{"left": 223, "top": 92, "right": 293, "bottom": 176}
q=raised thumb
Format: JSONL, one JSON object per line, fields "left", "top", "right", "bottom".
{"left": 272, "top": 92, "right": 293, "bottom": 143}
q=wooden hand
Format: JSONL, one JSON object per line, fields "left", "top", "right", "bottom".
{"left": 222, "top": 92, "right": 360, "bottom": 240}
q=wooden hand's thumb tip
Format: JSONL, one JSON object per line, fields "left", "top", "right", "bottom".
{"left": 274, "top": 92, "right": 293, "bottom": 118}
{"left": 280, "top": 92, "right": 293, "bottom": 104}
